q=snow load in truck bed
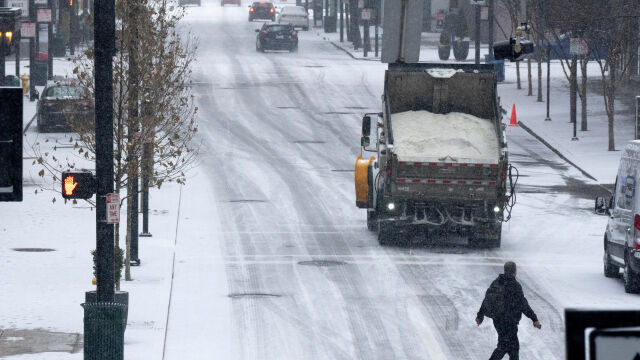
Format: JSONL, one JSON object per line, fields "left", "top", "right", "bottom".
{"left": 392, "top": 110, "right": 499, "bottom": 164}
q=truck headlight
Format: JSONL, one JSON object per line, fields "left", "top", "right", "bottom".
{"left": 493, "top": 206, "right": 501, "bottom": 213}
{"left": 387, "top": 203, "right": 396, "bottom": 211}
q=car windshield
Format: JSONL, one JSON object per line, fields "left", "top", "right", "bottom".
{"left": 281, "top": 6, "right": 305, "bottom": 14}
{"left": 44, "top": 85, "right": 87, "bottom": 99}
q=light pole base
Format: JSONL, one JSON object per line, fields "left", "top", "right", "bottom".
{"left": 130, "top": 259, "right": 141, "bottom": 267}
{"left": 571, "top": 137, "right": 579, "bottom": 141}
{"left": 139, "top": 232, "right": 152, "bottom": 238}
{"left": 545, "top": 117, "right": 552, "bottom": 121}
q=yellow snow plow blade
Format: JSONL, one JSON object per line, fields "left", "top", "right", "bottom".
{"left": 355, "top": 156, "right": 375, "bottom": 208}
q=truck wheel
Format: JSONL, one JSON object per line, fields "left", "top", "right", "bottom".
{"left": 624, "top": 253, "right": 640, "bottom": 293}
{"left": 377, "top": 221, "right": 395, "bottom": 246}
{"left": 366, "top": 210, "right": 377, "bottom": 231}
{"left": 604, "top": 247, "right": 620, "bottom": 278}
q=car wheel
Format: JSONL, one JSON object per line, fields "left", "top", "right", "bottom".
{"left": 624, "top": 253, "right": 640, "bottom": 293}
{"left": 604, "top": 246, "right": 620, "bottom": 278}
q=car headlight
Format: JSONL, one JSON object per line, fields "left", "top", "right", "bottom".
{"left": 493, "top": 206, "right": 501, "bottom": 213}
{"left": 387, "top": 203, "right": 395, "bottom": 211}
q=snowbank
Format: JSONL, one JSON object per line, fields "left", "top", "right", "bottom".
{"left": 391, "top": 110, "right": 499, "bottom": 163}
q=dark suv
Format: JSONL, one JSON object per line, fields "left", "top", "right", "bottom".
{"left": 248, "top": 1, "right": 275, "bottom": 21}
{"left": 255, "top": 23, "right": 297, "bottom": 52}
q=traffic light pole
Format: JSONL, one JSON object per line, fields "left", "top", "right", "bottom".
{"left": 474, "top": 4, "right": 480, "bottom": 66}
{"left": 29, "top": 0, "right": 36, "bottom": 100}
{"left": 0, "top": 36, "right": 5, "bottom": 81}
{"left": 47, "top": 0, "right": 53, "bottom": 80}
{"left": 94, "top": 0, "right": 115, "bottom": 304}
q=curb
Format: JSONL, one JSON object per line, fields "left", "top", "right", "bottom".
{"left": 517, "top": 120, "right": 598, "bottom": 182}
{"left": 329, "top": 41, "right": 380, "bottom": 62}
{"left": 23, "top": 113, "right": 37, "bottom": 135}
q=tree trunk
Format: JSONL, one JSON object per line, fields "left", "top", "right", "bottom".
{"left": 516, "top": 61, "right": 521, "bottom": 89}
{"left": 580, "top": 58, "right": 588, "bottom": 131}
{"left": 607, "top": 64, "right": 616, "bottom": 151}
{"left": 537, "top": 47, "right": 543, "bottom": 102}
{"left": 125, "top": 172, "right": 132, "bottom": 281}
{"left": 527, "top": 58, "right": 532, "bottom": 96}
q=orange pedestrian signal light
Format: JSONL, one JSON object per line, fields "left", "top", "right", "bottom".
{"left": 69, "top": 0, "right": 72, "bottom": 6}
{"left": 61, "top": 172, "right": 96, "bottom": 199}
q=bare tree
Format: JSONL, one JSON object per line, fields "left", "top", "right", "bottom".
{"left": 30, "top": 0, "right": 199, "bottom": 287}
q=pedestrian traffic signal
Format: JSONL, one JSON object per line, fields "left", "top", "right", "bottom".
{"left": 0, "top": 88, "right": 23, "bottom": 202}
{"left": 61, "top": 172, "right": 96, "bottom": 199}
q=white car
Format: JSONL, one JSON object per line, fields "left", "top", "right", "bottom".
{"left": 277, "top": 6, "right": 309, "bottom": 30}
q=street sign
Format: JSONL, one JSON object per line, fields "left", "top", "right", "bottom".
{"left": 36, "top": 8, "right": 51, "bottom": 23}
{"left": 358, "top": 0, "right": 364, "bottom": 9}
{"left": 361, "top": 8, "right": 372, "bottom": 21}
{"left": 481, "top": 6, "right": 489, "bottom": 20}
{"left": 471, "top": 0, "right": 486, "bottom": 5}
{"left": 570, "top": 38, "right": 588, "bottom": 56}
{"left": 34, "top": 0, "right": 47, "bottom": 5}
{"left": 20, "top": 22, "right": 35, "bottom": 38}
{"left": 7, "top": 0, "right": 28, "bottom": 18}
{"left": 106, "top": 193, "right": 120, "bottom": 224}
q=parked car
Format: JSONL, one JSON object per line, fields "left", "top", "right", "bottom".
{"left": 36, "top": 80, "right": 94, "bottom": 133}
{"left": 533, "top": 33, "right": 607, "bottom": 61}
{"left": 248, "top": 1, "right": 275, "bottom": 21}
{"left": 277, "top": 5, "right": 309, "bottom": 30}
{"left": 179, "top": 0, "right": 201, "bottom": 6}
{"left": 596, "top": 141, "right": 640, "bottom": 293}
{"left": 255, "top": 23, "right": 297, "bottom": 52}
{"left": 221, "top": 0, "right": 241, "bottom": 6}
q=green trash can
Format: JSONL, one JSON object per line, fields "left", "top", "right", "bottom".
{"left": 81, "top": 302, "right": 127, "bottom": 360}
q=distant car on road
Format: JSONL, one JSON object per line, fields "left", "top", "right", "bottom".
{"left": 221, "top": 0, "right": 241, "bottom": 6}
{"left": 179, "top": 0, "right": 201, "bottom": 6}
{"left": 596, "top": 141, "right": 640, "bottom": 293}
{"left": 36, "top": 80, "right": 94, "bottom": 133}
{"left": 248, "top": 1, "right": 275, "bottom": 21}
{"left": 255, "top": 23, "right": 297, "bottom": 52}
{"left": 277, "top": 5, "right": 309, "bottom": 30}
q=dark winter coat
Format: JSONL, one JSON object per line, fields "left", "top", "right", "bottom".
{"left": 477, "top": 274, "right": 538, "bottom": 324}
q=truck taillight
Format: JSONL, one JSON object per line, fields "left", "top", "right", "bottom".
{"left": 291, "top": 31, "right": 297, "bottom": 37}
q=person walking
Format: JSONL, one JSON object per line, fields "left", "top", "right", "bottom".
{"left": 476, "top": 261, "right": 541, "bottom": 360}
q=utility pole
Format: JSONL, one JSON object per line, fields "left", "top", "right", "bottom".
{"left": 15, "top": 30, "right": 20, "bottom": 79}
{"left": 474, "top": 4, "right": 480, "bottom": 66}
{"left": 543, "top": 0, "right": 551, "bottom": 121}
{"left": 127, "top": 0, "right": 140, "bottom": 268}
{"left": 47, "top": 0, "right": 53, "bottom": 79}
{"left": 339, "top": 0, "right": 343, "bottom": 42}
{"left": 570, "top": 55, "right": 578, "bottom": 140}
{"left": 93, "top": 0, "right": 115, "bottom": 304}
{"left": 374, "top": 2, "right": 379, "bottom": 57}
{"left": 488, "top": 0, "right": 494, "bottom": 56}
{"left": 28, "top": 0, "right": 35, "bottom": 100}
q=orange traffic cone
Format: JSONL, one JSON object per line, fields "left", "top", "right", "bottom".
{"left": 509, "top": 104, "right": 518, "bottom": 126}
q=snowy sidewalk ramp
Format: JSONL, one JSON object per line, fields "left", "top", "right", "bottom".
{"left": 0, "top": 329, "right": 81, "bottom": 357}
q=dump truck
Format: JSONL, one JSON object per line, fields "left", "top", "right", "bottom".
{"left": 355, "top": 63, "right": 515, "bottom": 247}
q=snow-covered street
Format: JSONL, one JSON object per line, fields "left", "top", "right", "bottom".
{"left": 2, "top": 1, "right": 640, "bottom": 359}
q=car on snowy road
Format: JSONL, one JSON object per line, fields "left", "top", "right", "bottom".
{"left": 277, "top": 6, "right": 309, "bottom": 30}
{"left": 597, "top": 141, "right": 640, "bottom": 293}
{"left": 36, "top": 80, "right": 94, "bottom": 133}
{"left": 255, "top": 23, "right": 297, "bottom": 52}
{"left": 248, "top": 1, "right": 275, "bottom": 21}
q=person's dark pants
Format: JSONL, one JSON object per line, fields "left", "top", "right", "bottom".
{"left": 489, "top": 319, "right": 519, "bottom": 360}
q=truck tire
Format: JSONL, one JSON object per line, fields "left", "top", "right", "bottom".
{"left": 624, "top": 253, "right": 640, "bottom": 293}
{"left": 367, "top": 210, "right": 377, "bottom": 231}
{"left": 604, "top": 246, "right": 620, "bottom": 278}
{"left": 377, "top": 221, "right": 396, "bottom": 246}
